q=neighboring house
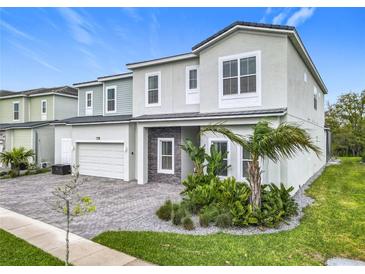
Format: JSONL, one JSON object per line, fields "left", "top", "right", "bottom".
{"left": 53, "top": 73, "right": 135, "bottom": 180}
{"left": 54, "top": 21, "right": 327, "bottom": 192}
{"left": 0, "top": 86, "right": 78, "bottom": 166}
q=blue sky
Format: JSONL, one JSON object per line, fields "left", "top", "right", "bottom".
{"left": 0, "top": 7, "right": 364, "bottom": 104}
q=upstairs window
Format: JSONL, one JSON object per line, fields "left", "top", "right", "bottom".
{"left": 222, "top": 55, "right": 257, "bottom": 96}
{"left": 145, "top": 72, "right": 161, "bottom": 106}
{"left": 188, "top": 69, "right": 198, "bottom": 90}
{"left": 106, "top": 86, "right": 116, "bottom": 113}
{"left": 314, "top": 87, "right": 318, "bottom": 110}
{"left": 13, "top": 102, "right": 19, "bottom": 121}
{"left": 210, "top": 140, "right": 229, "bottom": 177}
{"left": 41, "top": 100, "right": 47, "bottom": 114}
{"left": 186, "top": 65, "right": 200, "bottom": 104}
{"left": 86, "top": 92, "right": 92, "bottom": 108}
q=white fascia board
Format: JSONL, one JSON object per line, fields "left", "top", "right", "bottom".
{"left": 66, "top": 121, "right": 131, "bottom": 126}
{"left": 73, "top": 82, "right": 102, "bottom": 88}
{"left": 132, "top": 111, "right": 287, "bottom": 123}
{"left": 0, "top": 94, "right": 26, "bottom": 99}
{"left": 127, "top": 53, "right": 197, "bottom": 69}
{"left": 97, "top": 73, "right": 133, "bottom": 81}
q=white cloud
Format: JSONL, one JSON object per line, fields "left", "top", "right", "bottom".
{"left": 272, "top": 9, "right": 291, "bottom": 25}
{"left": 286, "top": 8, "right": 316, "bottom": 27}
{"left": 122, "top": 8, "right": 143, "bottom": 22}
{"left": 58, "top": 8, "right": 97, "bottom": 45}
{"left": 10, "top": 41, "right": 61, "bottom": 72}
{"left": 0, "top": 20, "right": 35, "bottom": 41}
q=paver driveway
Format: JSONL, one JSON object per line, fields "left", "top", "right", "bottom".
{"left": 0, "top": 173, "right": 183, "bottom": 239}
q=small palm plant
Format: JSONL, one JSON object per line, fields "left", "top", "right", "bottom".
{"left": 201, "top": 121, "right": 321, "bottom": 210}
{"left": 0, "top": 147, "right": 35, "bottom": 176}
{"left": 181, "top": 139, "right": 206, "bottom": 176}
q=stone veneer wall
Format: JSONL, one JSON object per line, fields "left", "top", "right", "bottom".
{"left": 148, "top": 127, "right": 181, "bottom": 184}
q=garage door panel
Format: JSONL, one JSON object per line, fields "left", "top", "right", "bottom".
{"left": 77, "top": 143, "right": 124, "bottom": 179}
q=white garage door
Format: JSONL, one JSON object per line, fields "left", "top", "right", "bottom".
{"left": 77, "top": 143, "right": 124, "bottom": 179}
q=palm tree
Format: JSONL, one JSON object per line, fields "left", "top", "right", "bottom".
{"left": 0, "top": 147, "right": 35, "bottom": 176}
{"left": 201, "top": 121, "right": 321, "bottom": 210}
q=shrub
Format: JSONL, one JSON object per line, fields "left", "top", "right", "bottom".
{"left": 215, "top": 213, "right": 232, "bottom": 228}
{"left": 182, "top": 216, "right": 195, "bottom": 230}
{"left": 362, "top": 153, "right": 365, "bottom": 163}
{"left": 0, "top": 171, "right": 7, "bottom": 177}
{"left": 172, "top": 203, "right": 187, "bottom": 226}
{"left": 156, "top": 200, "right": 172, "bottom": 221}
{"left": 199, "top": 204, "right": 220, "bottom": 227}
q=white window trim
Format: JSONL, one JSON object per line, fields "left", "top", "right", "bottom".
{"left": 145, "top": 71, "right": 161, "bottom": 107}
{"left": 304, "top": 72, "right": 308, "bottom": 83}
{"left": 218, "top": 51, "right": 261, "bottom": 108}
{"left": 237, "top": 146, "right": 252, "bottom": 182}
{"left": 157, "top": 137, "right": 174, "bottom": 174}
{"left": 313, "top": 86, "right": 318, "bottom": 110}
{"left": 13, "top": 101, "right": 20, "bottom": 121}
{"left": 105, "top": 85, "right": 117, "bottom": 114}
{"left": 208, "top": 138, "right": 230, "bottom": 178}
{"left": 85, "top": 91, "right": 93, "bottom": 115}
{"left": 185, "top": 65, "right": 200, "bottom": 93}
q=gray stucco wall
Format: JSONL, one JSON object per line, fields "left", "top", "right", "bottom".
{"left": 54, "top": 96, "right": 78, "bottom": 120}
{"left": 78, "top": 84, "right": 103, "bottom": 116}
{"left": 148, "top": 127, "right": 181, "bottom": 184}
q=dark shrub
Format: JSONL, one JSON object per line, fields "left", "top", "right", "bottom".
{"left": 156, "top": 200, "right": 172, "bottom": 221}
{"left": 0, "top": 171, "right": 7, "bottom": 177}
{"left": 199, "top": 204, "right": 220, "bottom": 227}
{"left": 215, "top": 213, "right": 232, "bottom": 228}
{"left": 199, "top": 213, "right": 210, "bottom": 227}
{"left": 362, "top": 153, "right": 365, "bottom": 163}
{"left": 172, "top": 203, "right": 187, "bottom": 226}
{"left": 182, "top": 216, "right": 195, "bottom": 230}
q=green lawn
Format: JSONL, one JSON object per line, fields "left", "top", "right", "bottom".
{"left": 0, "top": 229, "right": 64, "bottom": 266}
{"left": 93, "top": 157, "right": 365, "bottom": 265}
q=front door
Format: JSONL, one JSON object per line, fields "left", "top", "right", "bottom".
{"left": 61, "top": 138, "right": 72, "bottom": 164}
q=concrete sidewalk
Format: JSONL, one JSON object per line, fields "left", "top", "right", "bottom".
{"left": 0, "top": 207, "right": 152, "bottom": 266}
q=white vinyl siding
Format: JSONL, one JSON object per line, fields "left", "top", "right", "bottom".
{"left": 77, "top": 143, "right": 124, "bottom": 179}
{"left": 145, "top": 72, "right": 161, "bottom": 107}
{"left": 157, "top": 138, "right": 174, "bottom": 174}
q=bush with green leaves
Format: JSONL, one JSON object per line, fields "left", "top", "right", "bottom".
{"left": 362, "top": 153, "right": 365, "bottom": 163}
{"left": 182, "top": 216, "right": 195, "bottom": 230}
{"left": 0, "top": 147, "right": 35, "bottom": 177}
{"left": 215, "top": 213, "right": 232, "bottom": 228}
{"left": 156, "top": 200, "right": 173, "bottom": 221}
{"left": 199, "top": 204, "right": 220, "bottom": 227}
{"left": 172, "top": 203, "right": 187, "bottom": 225}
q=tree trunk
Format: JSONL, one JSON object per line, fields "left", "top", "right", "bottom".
{"left": 248, "top": 158, "right": 262, "bottom": 210}
{"left": 65, "top": 200, "right": 70, "bottom": 266}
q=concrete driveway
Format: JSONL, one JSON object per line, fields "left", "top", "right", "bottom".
{"left": 0, "top": 173, "right": 183, "bottom": 239}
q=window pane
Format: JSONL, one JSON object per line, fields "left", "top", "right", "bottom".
{"left": 149, "top": 75, "right": 158, "bottom": 90}
{"left": 162, "top": 141, "right": 172, "bottom": 155}
{"left": 230, "top": 78, "right": 238, "bottom": 94}
{"left": 189, "top": 69, "right": 197, "bottom": 81}
{"left": 223, "top": 61, "right": 230, "bottom": 78}
{"left": 162, "top": 156, "right": 172, "bottom": 170}
{"left": 242, "top": 161, "right": 250, "bottom": 178}
{"left": 14, "top": 103, "right": 19, "bottom": 111}
{"left": 223, "top": 79, "right": 231, "bottom": 95}
{"left": 248, "top": 57, "right": 256, "bottom": 74}
{"left": 240, "top": 58, "right": 248, "bottom": 76}
{"left": 14, "top": 111, "right": 19, "bottom": 120}
{"left": 240, "top": 76, "right": 248, "bottom": 93}
{"left": 108, "top": 100, "right": 115, "bottom": 111}
{"left": 230, "top": 60, "right": 238, "bottom": 77}
{"left": 189, "top": 79, "right": 197, "bottom": 89}
{"left": 242, "top": 149, "right": 251, "bottom": 159}
{"left": 148, "top": 89, "right": 158, "bottom": 104}
{"left": 107, "top": 89, "right": 115, "bottom": 100}
{"left": 220, "top": 160, "right": 228, "bottom": 176}
{"left": 248, "top": 75, "right": 256, "bottom": 92}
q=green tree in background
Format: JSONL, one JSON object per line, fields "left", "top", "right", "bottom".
{"left": 326, "top": 90, "right": 365, "bottom": 156}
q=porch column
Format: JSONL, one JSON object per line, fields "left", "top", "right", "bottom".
{"left": 136, "top": 124, "right": 148, "bottom": 185}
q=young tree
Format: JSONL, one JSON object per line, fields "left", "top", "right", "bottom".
{"left": 51, "top": 167, "right": 96, "bottom": 266}
{"left": 181, "top": 139, "right": 206, "bottom": 176}
{"left": 201, "top": 121, "right": 321, "bottom": 210}
{"left": 0, "top": 147, "right": 34, "bottom": 176}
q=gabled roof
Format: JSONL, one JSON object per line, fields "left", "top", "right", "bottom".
{"left": 0, "top": 86, "right": 77, "bottom": 99}
{"left": 53, "top": 115, "right": 132, "bottom": 125}
{"left": 126, "top": 53, "right": 197, "bottom": 69}
{"left": 73, "top": 72, "right": 133, "bottom": 88}
{"left": 1, "top": 121, "right": 51, "bottom": 130}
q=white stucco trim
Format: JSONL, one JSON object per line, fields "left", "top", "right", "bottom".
{"left": 218, "top": 50, "right": 262, "bottom": 109}
{"left": 105, "top": 85, "right": 117, "bottom": 114}
{"left": 157, "top": 137, "right": 175, "bottom": 174}
{"left": 145, "top": 71, "right": 161, "bottom": 107}
{"left": 208, "top": 137, "right": 231, "bottom": 178}
{"left": 185, "top": 65, "right": 200, "bottom": 105}
{"left": 22, "top": 97, "right": 25, "bottom": 122}
{"left": 74, "top": 140, "right": 124, "bottom": 144}
{"left": 52, "top": 95, "right": 55, "bottom": 120}
{"left": 85, "top": 90, "right": 93, "bottom": 116}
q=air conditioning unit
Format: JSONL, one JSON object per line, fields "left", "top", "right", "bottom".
{"left": 40, "top": 162, "right": 49, "bottom": 168}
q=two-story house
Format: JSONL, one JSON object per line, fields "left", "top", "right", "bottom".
{"left": 54, "top": 21, "right": 327, "bottom": 193}
{"left": 0, "top": 86, "right": 77, "bottom": 166}
{"left": 53, "top": 73, "right": 135, "bottom": 180}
